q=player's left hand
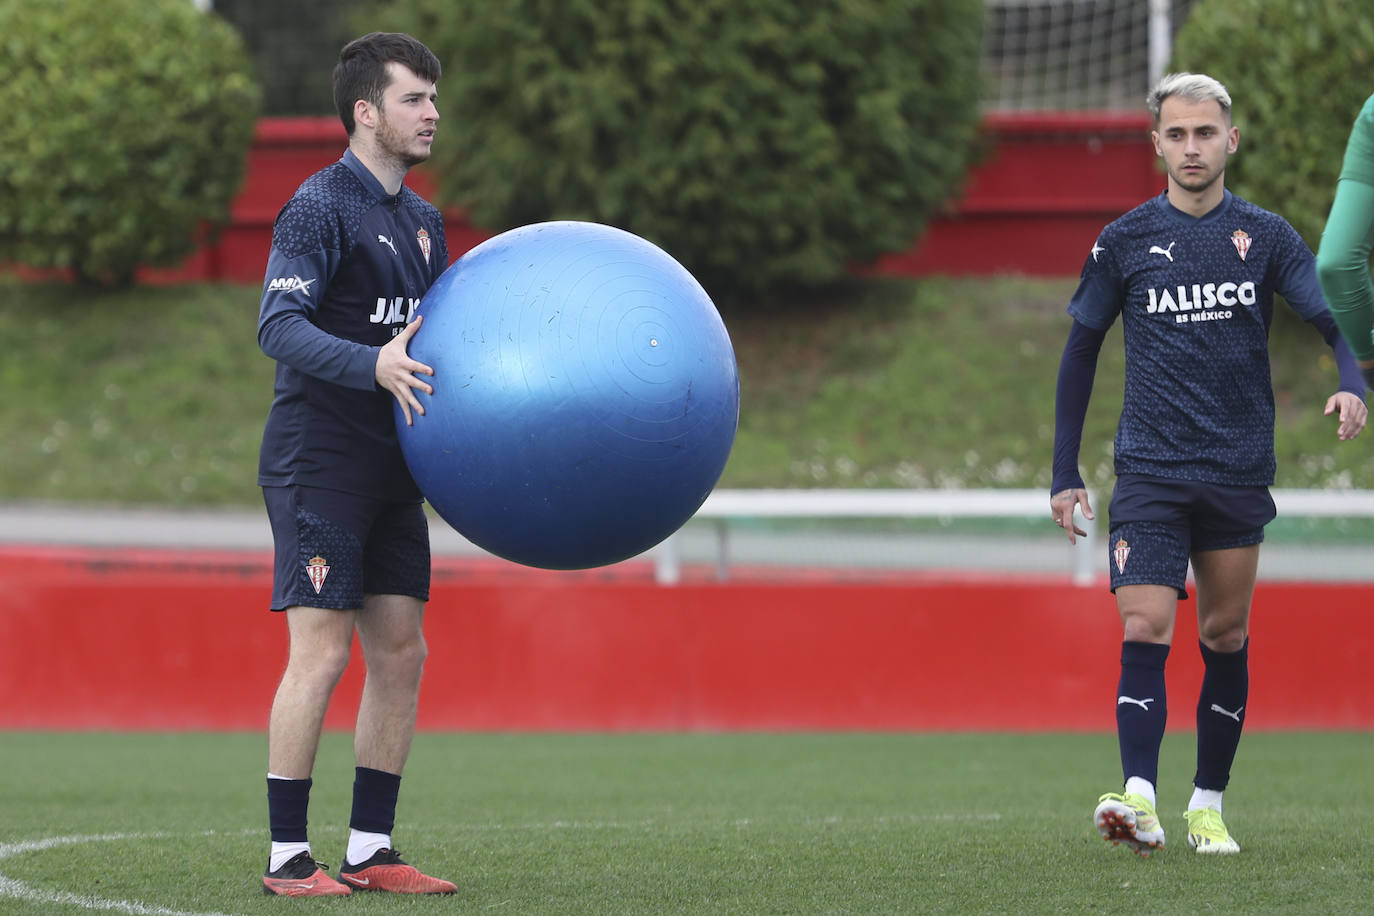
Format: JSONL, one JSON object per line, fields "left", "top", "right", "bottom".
{"left": 1324, "top": 390, "right": 1368, "bottom": 441}
{"left": 377, "top": 315, "right": 435, "bottom": 427}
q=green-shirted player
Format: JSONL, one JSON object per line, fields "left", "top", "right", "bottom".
{"left": 1317, "top": 94, "right": 1374, "bottom": 387}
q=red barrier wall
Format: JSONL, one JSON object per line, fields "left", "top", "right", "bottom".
{"left": 875, "top": 112, "right": 1158, "bottom": 277}
{"left": 140, "top": 112, "right": 1158, "bottom": 285}
{"left": 3, "top": 544, "right": 1369, "bottom": 732}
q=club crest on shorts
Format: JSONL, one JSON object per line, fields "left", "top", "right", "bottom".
{"left": 1231, "top": 229, "right": 1251, "bottom": 261}
{"left": 305, "top": 555, "right": 330, "bottom": 594}
{"left": 1113, "top": 539, "right": 1131, "bottom": 574}
{"left": 416, "top": 227, "right": 431, "bottom": 264}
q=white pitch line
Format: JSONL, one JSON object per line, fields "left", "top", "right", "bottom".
{"left": 0, "top": 831, "right": 250, "bottom": 916}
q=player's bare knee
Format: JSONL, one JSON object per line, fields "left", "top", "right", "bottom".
{"left": 287, "top": 642, "right": 352, "bottom": 688}
{"left": 1117, "top": 599, "right": 1174, "bottom": 644}
{"left": 366, "top": 635, "right": 427, "bottom": 682}
{"left": 1198, "top": 623, "right": 1247, "bottom": 653}
{"left": 399, "top": 636, "right": 428, "bottom": 676}
{"left": 1121, "top": 618, "right": 1172, "bottom": 644}
{"left": 1197, "top": 602, "right": 1249, "bottom": 650}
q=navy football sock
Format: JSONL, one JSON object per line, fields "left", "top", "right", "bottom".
{"left": 1194, "top": 637, "right": 1249, "bottom": 791}
{"left": 1116, "top": 641, "right": 1170, "bottom": 788}
{"left": 267, "top": 776, "right": 312, "bottom": 843}
{"left": 349, "top": 766, "right": 402, "bottom": 837}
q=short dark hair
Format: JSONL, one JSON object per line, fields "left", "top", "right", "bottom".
{"left": 333, "top": 32, "right": 442, "bottom": 136}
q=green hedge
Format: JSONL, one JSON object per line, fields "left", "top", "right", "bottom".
{"left": 1172, "top": 0, "right": 1374, "bottom": 248}
{"left": 365, "top": 0, "right": 985, "bottom": 301}
{"left": 0, "top": 0, "right": 260, "bottom": 287}
{"left": 214, "top": 0, "right": 369, "bottom": 116}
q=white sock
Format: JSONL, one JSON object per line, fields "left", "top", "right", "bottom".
{"left": 1124, "top": 776, "right": 1156, "bottom": 807}
{"left": 269, "top": 841, "right": 311, "bottom": 873}
{"left": 1189, "top": 787, "right": 1223, "bottom": 813}
{"left": 346, "top": 829, "right": 391, "bottom": 866}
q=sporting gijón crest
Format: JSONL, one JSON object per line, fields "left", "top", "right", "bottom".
{"left": 1113, "top": 539, "right": 1130, "bottom": 574}
{"left": 306, "top": 555, "right": 330, "bottom": 594}
{"left": 1231, "top": 229, "right": 1251, "bottom": 261}
{"left": 416, "top": 228, "right": 431, "bottom": 264}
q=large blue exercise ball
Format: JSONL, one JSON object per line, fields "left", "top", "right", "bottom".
{"left": 396, "top": 220, "right": 740, "bottom": 570}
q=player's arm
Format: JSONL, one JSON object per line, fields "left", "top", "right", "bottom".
{"left": 1316, "top": 94, "right": 1374, "bottom": 376}
{"left": 1051, "top": 319, "right": 1108, "bottom": 541}
{"left": 1271, "top": 228, "right": 1369, "bottom": 440}
{"left": 1305, "top": 310, "right": 1366, "bottom": 396}
{"left": 1050, "top": 239, "right": 1122, "bottom": 542}
{"left": 1308, "top": 312, "right": 1369, "bottom": 440}
{"left": 1316, "top": 177, "right": 1374, "bottom": 381}
{"left": 1293, "top": 298, "right": 1367, "bottom": 441}
{"left": 256, "top": 192, "right": 377, "bottom": 390}
{"left": 257, "top": 246, "right": 381, "bottom": 390}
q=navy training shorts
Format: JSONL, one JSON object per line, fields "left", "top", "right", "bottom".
{"left": 263, "top": 485, "right": 430, "bottom": 611}
{"left": 1106, "top": 473, "right": 1275, "bottom": 599}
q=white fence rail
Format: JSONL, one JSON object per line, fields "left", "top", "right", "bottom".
{"left": 1271, "top": 488, "right": 1374, "bottom": 517}
{"left": 654, "top": 488, "right": 1374, "bottom": 586}
{"left": 2, "top": 489, "right": 1370, "bottom": 588}
{"left": 656, "top": 488, "right": 1098, "bottom": 585}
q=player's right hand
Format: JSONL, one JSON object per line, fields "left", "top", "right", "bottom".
{"left": 1050, "top": 488, "right": 1093, "bottom": 544}
{"left": 376, "top": 315, "right": 435, "bottom": 427}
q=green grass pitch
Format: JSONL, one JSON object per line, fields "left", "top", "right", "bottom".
{"left": 2, "top": 731, "right": 1371, "bottom": 914}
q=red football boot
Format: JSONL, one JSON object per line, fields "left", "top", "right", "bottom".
{"left": 339, "top": 847, "right": 457, "bottom": 895}
{"left": 261, "top": 851, "right": 351, "bottom": 897}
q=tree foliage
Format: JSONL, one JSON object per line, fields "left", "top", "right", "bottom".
{"left": 366, "top": 0, "right": 984, "bottom": 301}
{"left": 1172, "top": 0, "right": 1374, "bottom": 248}
{"left": 0, "top": 0, "right": 260, "bottom": 287}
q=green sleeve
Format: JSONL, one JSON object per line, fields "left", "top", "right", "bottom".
{"left": 1340, "top": 94, "right": 1374, "bottom": 186}
{"left": 1317, "top": 95, "right": 1374, "bottom": 362}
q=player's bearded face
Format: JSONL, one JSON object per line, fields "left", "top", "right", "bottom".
{"left": 377, "top": 104, "right": 431, "bottom": 168}
{"left": 1152, "top": 97, "right": 1238, "bottom": 194}
{"left": 374, "top": 63, "right": 439, "bottom": 169}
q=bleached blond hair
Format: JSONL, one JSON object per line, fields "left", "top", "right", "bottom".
{"left": 1147, "top": 72, "right": 1232, "bottom": 124}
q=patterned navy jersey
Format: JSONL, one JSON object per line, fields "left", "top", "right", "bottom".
{"left": 1068, "top": 190, "right": 1326, "bottom": 486}
{"left": 257, "top": 150, "right": 449, "bottom": 500}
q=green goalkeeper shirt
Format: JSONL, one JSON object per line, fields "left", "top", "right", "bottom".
{"left": 1340, "top": 94, "right": 1374, "bottom": 186}
{"left": 1317, "top": 94, "right": 1374, "bottom": 363}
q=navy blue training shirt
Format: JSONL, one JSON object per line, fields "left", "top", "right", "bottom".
{"left": 257, "top": 149, "right": 449, "bottom": 501}
{"left": 1054, "top": 190, "right": 1362, "bottom": 491}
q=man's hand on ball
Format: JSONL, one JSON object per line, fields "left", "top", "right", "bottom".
{"left": 376, "top": 316, "right": 435, "bottom": 427}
